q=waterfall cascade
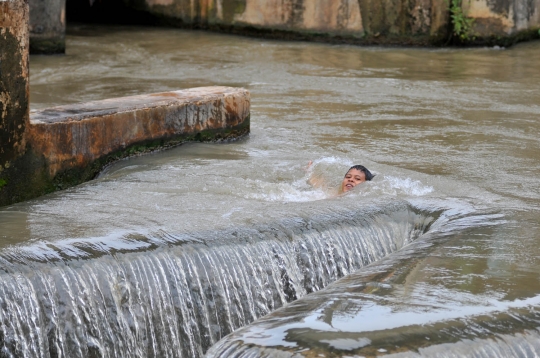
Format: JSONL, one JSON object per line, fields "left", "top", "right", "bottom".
{"left": 0, "top": 201, "right": 436, "bottom": 357}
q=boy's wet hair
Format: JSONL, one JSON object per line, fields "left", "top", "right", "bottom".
{"left": 347, "top": 165, "right": 374, "bottom": 181}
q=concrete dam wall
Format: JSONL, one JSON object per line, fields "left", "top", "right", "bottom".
{"left": 32, "top": 0, "right": 540, "bottom": 52}
{"left": 78, "top": 0, "right": 540, "bottom": 45}
{"left": 29, "top": 0, "right": 65, "bottom": 54}
{"left": 132, "top": 0, "right": 448, "bottom": 42}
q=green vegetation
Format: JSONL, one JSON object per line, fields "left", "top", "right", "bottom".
{"left": 448, "top": 0, "right": 475, "bottom": 42}
{"left": 0, "top": 178, "right": 6, "bottom": 190}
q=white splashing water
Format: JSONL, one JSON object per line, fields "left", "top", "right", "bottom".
{"left": 0, "top": 201, "right": 435, "bottom": 358}
{"left": 241, "top": 156, "right": 433, "bottom": 203}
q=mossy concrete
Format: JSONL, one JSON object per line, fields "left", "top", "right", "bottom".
{"left": 29, "top": 37, "right": 65, "bottom": 54}
{"left": 0, "top": 87, "right": 250, "bottom": 207}
{"left": 0, "top": 0, "right": 30, "bottom": 197}
{"left": 29, "top": 0, "right": 65, "bottom": 54}
{"left": 79, "top": 0, "right": 540, "bottom": 46}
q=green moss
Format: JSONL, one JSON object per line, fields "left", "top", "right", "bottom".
{"left": 464, "top": 27, "right": 540, "bottom": 47}
{"left": 0, "top": 30, "right": 28, "bottom": 177}
{"left": 0, "top": 121, "right": 249, "bottom": 207}
{"left": 222, "top": 0, "right": 247, "bottom": 23}
{"left": 48, "top": 124, "right": 250, "bottom": 192}
{"left": 29, "top": 38, "right": 66, "bottom": 55}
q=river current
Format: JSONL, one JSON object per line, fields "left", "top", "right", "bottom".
{"left": 0, "top": 25, "right": 539, "bottom": 357}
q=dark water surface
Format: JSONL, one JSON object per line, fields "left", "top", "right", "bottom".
{"left": 1, "top": 25, "right": 539, "bottom": 356}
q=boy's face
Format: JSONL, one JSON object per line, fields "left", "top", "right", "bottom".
{"left": 341, "top": 169, "right": 366, "bottom": 192}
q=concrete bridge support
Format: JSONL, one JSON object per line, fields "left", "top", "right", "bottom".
{"left": 31, "top": 0, "right": 540, "bottom": 51}
{"left": 29, "top": 0, "right": 65, "bottom": 54}
{"left": 118, "top": 0, "right": 540, "bottom": 45}
{"left": 0, "top": 0, "right": 30, "bottom": 200}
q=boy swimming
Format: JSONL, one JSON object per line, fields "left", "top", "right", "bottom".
{"left": 307, "top": 162, "right": 374, "bottom": 195}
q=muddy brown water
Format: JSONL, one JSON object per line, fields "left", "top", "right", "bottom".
{"left": 1, "top": 25, "right": 539, "bottom": 356}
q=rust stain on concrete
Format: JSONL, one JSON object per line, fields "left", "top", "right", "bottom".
{"left": 235, "top": 0, "right": 293, "bottom": 27}
{"left": 465, "top": 0, "right": 514, "bottom": 34}
{"left": 135, "top": 0, "right": 539, "bottom": 44}
{"left": 146, "top": 0, "right": 174, "bottom": 6}
{"left": 302, "top": 0, "right": 363, "bottom": 32}
{"left": 231, "top": 0, "right": 362, "bottom": 33}
{"left": 0, "top": 0, "right": 29, "bottom": 172}
{"left": 28, "top": 86, "right": 250, "bottom": 178}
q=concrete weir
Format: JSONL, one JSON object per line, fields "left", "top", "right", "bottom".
{"left": 0, "top": 86, "right": 250, "bottom": 207}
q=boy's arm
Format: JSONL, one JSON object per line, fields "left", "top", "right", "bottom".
{"left": 305, "top": 161, "right": 327, "bottom": 188}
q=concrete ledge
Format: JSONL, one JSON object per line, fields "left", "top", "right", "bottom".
{"left": 0, "top": 86, "right": 249, "bottom": 206}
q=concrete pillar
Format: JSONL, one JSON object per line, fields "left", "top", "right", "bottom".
{"left": 0, "top": 0, "right": 30, "bottom": 195}
{"left": 29, "top": 0, "right": 65, "bottom": 54}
